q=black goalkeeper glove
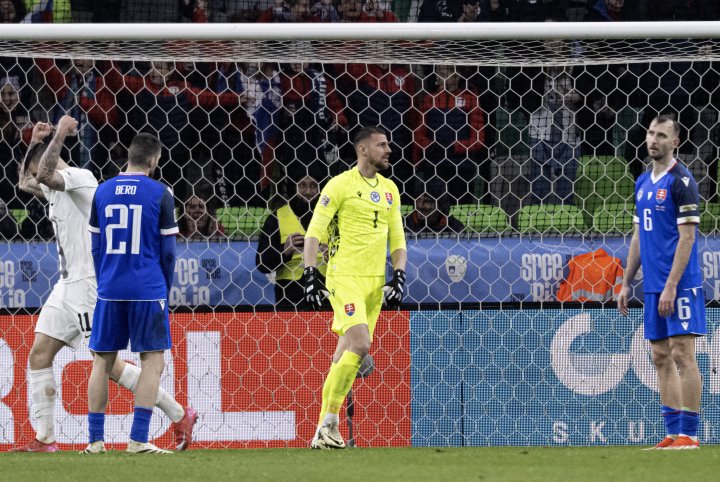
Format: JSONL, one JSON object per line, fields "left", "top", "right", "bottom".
{"left": 303, "top": 266, "right": 329, "bottom": 310}
{"left": 382, "top": 269, "right": 406, "bottom": 309}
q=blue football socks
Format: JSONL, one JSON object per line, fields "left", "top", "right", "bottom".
{"left": 661, "top": 405, "right": 681, "bottom": 436}
{"left": 130, "top": 406, "right": 154, "bottom": 443}
{"left": 88, "top": 412, "right": 105, "bottom": 443}
{"left": 680, "top": 409, "right": 700, "bottom": 437}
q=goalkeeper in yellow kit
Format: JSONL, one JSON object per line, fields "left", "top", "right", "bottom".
{"left": 303, "top": 126, "right": 407, "bottom": 449}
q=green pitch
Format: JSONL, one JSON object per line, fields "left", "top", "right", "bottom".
{"left": 2, "top": 446, "right": 718, "bottom": 481}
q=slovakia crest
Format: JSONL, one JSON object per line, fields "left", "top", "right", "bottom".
{"left": 656, "top": 189, "right": 667, "bottom": 203}
{"left": 345, "top": 303, "right": 355, "bottom": 316}
{"left": 370, "top": 191, "right": 381, "bottom": 203}
{"left": 385, "top": 192, "right": 393, "bottom": 205}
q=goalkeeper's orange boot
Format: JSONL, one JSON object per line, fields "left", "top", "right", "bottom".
{"left": 10, "top": 439, "right": 60, "bottom": 453}
{"left": 172, "top": 406, "right": 198, "bottom": 451}
{"left": 665, "top": 435, "right": 700, "bottom": 450}
{"left": 642, "top": 436, "right": 676, "bottom": 450}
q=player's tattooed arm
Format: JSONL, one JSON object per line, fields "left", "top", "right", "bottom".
{"left": 18, "top": 168, "right": 46, "bottom": 199}
{"left": 36, "top": 115, "right": 79, "bottom": 191}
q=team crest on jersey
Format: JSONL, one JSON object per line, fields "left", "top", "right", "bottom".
{"left": 637, "top": 188, "right": 643, "bottom": 201}
{"left": 656, "top": 189, "right": 667, "bottom": 203}
{"left": 385, "top": 192, "right": 393, "bottom": 205}
{"left": 370, "top": 191, "right": 381, "bottom": 203}
{"left": 345, "top": 303, "right": 355, "bottom": 316}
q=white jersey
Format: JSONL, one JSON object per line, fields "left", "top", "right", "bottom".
{"left": 39, "top": 167, "right": 98, "bottom": 283}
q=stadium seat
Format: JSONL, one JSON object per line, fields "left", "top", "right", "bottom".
{"left": 11, "top": 209, "right": 27, "bottom": 225}
{"left": 517, "top": 204, "right": 586, "bottom": 234}
{"left": 592, "top": 203, "right": 635, "bottom": 235}
{"left": 575, "top": 156, "right": 634, "bottom": 227}
{"left": 216, "top": 206, "right": 270, "bottom": 238}
{"left": 700, "top": 203, "right": 720, "bottom": 234}
{"left": 450, "top": 204, "right": 509, "bottom": 234}
{"left": 400, "top": 204, "right": 413, "bottom": 217}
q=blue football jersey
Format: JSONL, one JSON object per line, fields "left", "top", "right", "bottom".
{"left": 633, "top": 160, "right": 702, "bottom": 293}
{"left": 89, "top": 173, "right": 178, "bottom": 300}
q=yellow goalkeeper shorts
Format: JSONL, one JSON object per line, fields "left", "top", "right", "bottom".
{"left": 326, "top": 275, "right": 385, "bottom": 340}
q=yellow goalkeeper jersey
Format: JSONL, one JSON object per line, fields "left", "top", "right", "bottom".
{"left": 305, "top": 166, "right": 406, "bottom": 277}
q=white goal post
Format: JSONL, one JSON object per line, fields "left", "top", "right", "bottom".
{"left": 1, "top": 22, "right": 720, "bottom": 65}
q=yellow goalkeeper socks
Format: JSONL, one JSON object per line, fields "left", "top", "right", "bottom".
{"left": 317, "top": 362, "right": 337, "bottom": 427}
{"left": 326, "top": 350, "right": 363, "bottom": 416}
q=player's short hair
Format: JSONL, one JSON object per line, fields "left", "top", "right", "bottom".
{"left": 353, "top": 126, "right": 387, "bottom": 147}
{"left": 21, "top": 141, "right": 48, "bottom": 175}
{"left": 652, "top": 114, "right": 681, "bottom": 137}
{"left": 128, "top": 133, "right": 162, "bottom": 169}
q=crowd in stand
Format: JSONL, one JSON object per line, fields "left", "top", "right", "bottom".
{"left": 1, "top": 0, "right": 720, "bottom": 241}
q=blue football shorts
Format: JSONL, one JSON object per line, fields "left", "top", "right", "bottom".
{"left": 643, "top": 287, "right": 707, "bottom": 341}
{"left": 90, "top": 298, "right": 171, "bottom": 353}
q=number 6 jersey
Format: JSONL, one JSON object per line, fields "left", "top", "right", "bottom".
{"left": 633, "top": 159, "right": 702, "bottom": 293}
{"left": 89, "top": 172, "right": 178, "bottom": 300}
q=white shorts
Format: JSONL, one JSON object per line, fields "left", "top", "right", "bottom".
{"left": 35, "top": 277, "right": 97, "bottom": 349}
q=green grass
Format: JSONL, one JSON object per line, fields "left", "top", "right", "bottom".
{"left": 2, "top": 446, "right": 719, "bottom": 481}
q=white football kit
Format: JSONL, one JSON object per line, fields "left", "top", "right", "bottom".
{"left": 35, "top": 167, "right": 98, "bottom": 348}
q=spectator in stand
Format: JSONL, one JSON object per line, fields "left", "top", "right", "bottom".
{"left": 181, "top": 0, "right": 209, "bottom": 21}
{"left": 177, "top": 195, "right": 225, "bottom": 240}
{"left": 405, "top": 178, "right": 465, "bottom": 235}
{"left": 457, "top": 0, "right": 481, "bottom": 21}
{"left": 35, "top": 58, "right": 118, "bottom": 173}
{"left": 526, "top": 34, "right": 582, "bottom": 204}
{"left": 310, "top": 0, "right": 340, "bottom": 21}
{"left": 417, "top": 0, "right": 462, "bottom": 21}
{"left": 1, "top": 76, "right": 32, "bottom": 209}
{"left": 19, "top": 197, "right": 53, "bottom": 241}
{"left": 291, "top": 0, "right": 313, "bottom": 21}
{"left": 255, "top": 161, "right": 329, "bottom": 308}
{"left": 414, "top": 64, "right": 485, "bottom": 203}
{"left": 210, "top": 62, "right": 282, "bottom": 203}
{"left": 258, "top": 0, "right": 293, "bottom": 21}
{"left": 105, "top": 60, "right": 246, "bottom": 200}
{"left": 0, "top": 199, "right": 18, "bottom": 240}
{"left": 337, "top": 0, "right": 361, "bottom": 21}
{"left": 583, "top": 0, "right": 646, "bottom": 21}
{"left": 0, "top": 0, "right": 24, "bottom": 22}
{"left": 356, "top": 0, "right": 398, "bottom": 22}
{"left": 346, "top": 62, "right": 418, "bottom": 198}
{"left": 278, "top": 62, "right": 348, "bottom": 168}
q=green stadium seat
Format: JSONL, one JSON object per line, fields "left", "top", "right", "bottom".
{"left": 450, "top": 204, "right": 509, "bottom": 234}
{"left": 216, "top": 207, "right": 270, "bottom": 238}
{"left": 518, "top": 204, "right": 586, "bottom": 234}
{"left": 11, "top": 209, "right": 27, "bottom": 225}
{"left": 700, "top": 203, "right": 720, "bottom": 234}
{"left": 592, "top": 203, "right": 635, "bottom": 235}
{"left": 400, "top": 204, "right": 413, "bottom": 217}
{"left": 575, "top": 156, "right": 634, "bottom": 228}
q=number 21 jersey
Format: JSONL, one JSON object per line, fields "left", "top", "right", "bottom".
{"left": 89, "top": 173, "right": 178, "bottom": 300}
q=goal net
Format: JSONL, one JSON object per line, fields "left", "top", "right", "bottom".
{"left": 1, "top": 22, "right": 720, "bottom": 449}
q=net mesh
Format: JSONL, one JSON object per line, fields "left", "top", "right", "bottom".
{"left": 1, "top": 25, "right": 720, "bottom": 448}
{"left": 1, "top": 38, "right": 720, "bottom": 65}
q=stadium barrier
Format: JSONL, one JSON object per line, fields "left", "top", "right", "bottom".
{"left": 1, "top": 308, "right": 718, "bottom": 449}
{"left": 6, "top": 239, "right": 720, "bottom": 309}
